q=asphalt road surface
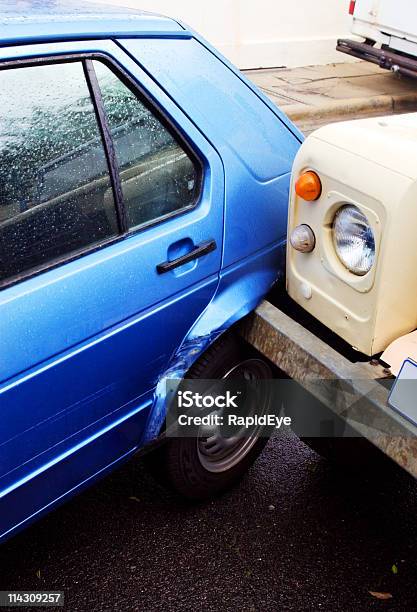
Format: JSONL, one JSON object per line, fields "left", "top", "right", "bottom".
{"left": 1, "top": 432, "right": 417, "bottom": 611}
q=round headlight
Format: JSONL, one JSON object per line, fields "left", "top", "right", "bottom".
{"left": 332, "top": 205, "right": 375, "bottom": 276}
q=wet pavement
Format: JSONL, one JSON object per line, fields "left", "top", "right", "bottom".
{"left": 1, "top": 431, "right": 417, "bottom": 611}
{"left": 244, "top": 61, "right": 417, "bottom": 134}
{"left": 245, "top": 62, "right": 417, "bottom": 111}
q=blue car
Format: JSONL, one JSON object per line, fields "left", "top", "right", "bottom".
{"left": 0, "top": 1, "right": 301, "bottom": 542}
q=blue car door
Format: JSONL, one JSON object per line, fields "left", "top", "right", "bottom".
{"left": 0, "top": 43, "right": 224, "bottom": 537}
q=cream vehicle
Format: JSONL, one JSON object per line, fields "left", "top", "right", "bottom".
{"left": 287, "top": 113, "right": 417, "bottom": 363}
{"left": 241, "top": 113, "right": 417, "bottom": 475}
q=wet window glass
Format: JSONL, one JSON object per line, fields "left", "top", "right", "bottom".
{"left": 0, "top": 62, "right": 118, "bottom": 284}
{"left": 93, "top": 61, "right": 199, "bottom": 230}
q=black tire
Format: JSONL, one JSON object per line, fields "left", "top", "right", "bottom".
{"left": 145, "top": 334, "right": 273, "bottom": 500}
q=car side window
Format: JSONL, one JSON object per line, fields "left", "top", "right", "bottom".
{"left": 0, "top": 62, "right": 118, "bottom": 285}
{"left": 93, "top": 60, "right": 199, "bottom": 231}
{"left": 0, "top": 57, "right": 202, "bottom": 288}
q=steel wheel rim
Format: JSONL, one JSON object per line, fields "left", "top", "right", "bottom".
{"left": 196, "top": 359, "right": 271, "bottom": 473}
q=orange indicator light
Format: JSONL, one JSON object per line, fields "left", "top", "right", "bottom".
{"left": 295, "top": 171, "right": 322, "bottom": 201}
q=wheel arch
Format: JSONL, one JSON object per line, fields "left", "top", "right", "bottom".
{"left": 142, "top": 240, "right": 285, "bottom": 443}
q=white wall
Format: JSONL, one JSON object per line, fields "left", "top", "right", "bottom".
{"left": 89, "top": 0, "right": 354, "bottom": 69}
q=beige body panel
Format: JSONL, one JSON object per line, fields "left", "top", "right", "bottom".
{"left": 382, "top": 331, "right": 417, "bottom": 376}
{"left": 287, "top": 113, "right": 417, "bottom": 356}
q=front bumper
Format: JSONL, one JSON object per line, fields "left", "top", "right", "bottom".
{"left": 337, "top": 38, "right": 417, "bottom": 79}
{"left": 240, "top": 300, "right": 417, "bottom": 478}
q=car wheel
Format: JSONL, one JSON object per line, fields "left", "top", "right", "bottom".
{"left": 145, "top": 334, "right": 273, "bottom": 500}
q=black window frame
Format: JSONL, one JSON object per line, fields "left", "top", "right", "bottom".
{"left": 0, "top": 52, "right": 204, "bottom": 290}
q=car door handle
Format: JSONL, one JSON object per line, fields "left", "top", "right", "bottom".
{"left": 156, "top": 239, "right": 217, "bottom": 274}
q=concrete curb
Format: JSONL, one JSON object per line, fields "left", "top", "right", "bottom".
{"left": 284, "top": 91, "right": 417, "bottom": 122}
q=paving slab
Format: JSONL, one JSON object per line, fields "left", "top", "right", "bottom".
{"left": 244, "top": 61, "right": 417, "bottom": 134}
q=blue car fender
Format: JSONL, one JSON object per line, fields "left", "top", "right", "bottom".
{"left": 143, "top": 237, "right": 286, "bottom": 442}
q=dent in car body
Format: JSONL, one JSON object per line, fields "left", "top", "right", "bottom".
{"left": 144, "top": 239, "right": 286, "bottom": 442}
